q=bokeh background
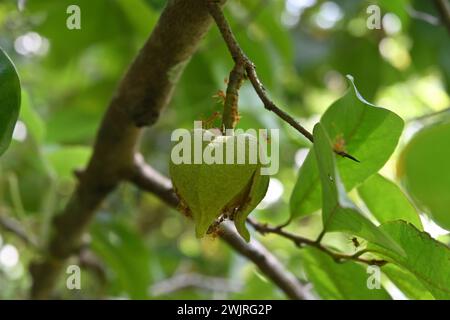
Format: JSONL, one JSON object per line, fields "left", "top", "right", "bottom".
{"left": 0, "top": 0, "right": 449, "bottom": 299}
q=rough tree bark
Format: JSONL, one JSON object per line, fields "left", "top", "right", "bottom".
{"left": 30, "top": 0, "right": 311, "bottom": 300}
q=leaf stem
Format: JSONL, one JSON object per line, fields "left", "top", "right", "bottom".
{"left": 206, "top": 0, "right": 359, "bottom": 162}
{"left": 222, "top": 62, "right": 245, "bottom": 130}
{"left": 247, "top": 218, "right": 387, "bottom": 266}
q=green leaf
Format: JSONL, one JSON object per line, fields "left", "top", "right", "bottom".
{"left": 313, "top": 123, "right": 403, "bottom": 254}
{"left": 382, "top": 264, "right": 434, "bottom": 300}
{"left": 45, "top": 146, "right": 91, "bottom": 180}
{"left": 289, "top": 150, "right": 321, "bottom": 215}
{"left": 301, "top": 247, "right": 391, "bottom": 300}
{"left": 358, "top": 174, "right": 422, "bottom": 230}
{"left": 398, "top": 121, "right": 450, "bottom": 230}
{"left": 0, "top": 47, "right": 21, "bottom": 156}
{"left": 368, "top": 221, "right": 450, "bottom": 300}
{"left": 290, "top": 76, "right": 404, "bottom": 219}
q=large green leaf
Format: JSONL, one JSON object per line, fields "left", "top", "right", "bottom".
{"left": 368, "top": 221, "right": 450, "bottom": 300}
{"left": 313, "top": 123, "right": 403, "bottom": 254}
{"left": 301, "top": 247, "right": 391, "bottom": 300}
{"left": 398, "top": 121, "right": 450, "bottom": 230}
{"left": 382, "top": 264, "right": 434, "bottom": 300}
{"left": 358, "top": 174, "right": 422, "bottom": 230}
{"left": 0, "top": 48, "right": 21, "bottom": 156}
{"left": 290, "top": 76, "right": 404, "bottom": 219}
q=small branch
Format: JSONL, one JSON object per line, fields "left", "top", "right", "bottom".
{"left": 128, "top": 160, "right": 315, "bottom": 300}
{"left": 433, "top": 0, "right": 450, "bottom": 33}
{"left": 0, "top": 213, "right": 39, "bottom": 249}
{"left": 406, "top": 5, "right": 440, "bottom": 26}
{"left": 131, "top": 154, "right": 178, "bottom": 206}
{"left": 206, "top": 1, "right": 359, "bottom": 162}
{"left": 206, "top": 0, "right": 312, "bottom": 141}
{"left": 411, "top": 106, "right": 450, "bottom": 121}
{"left": 248, "top": 219, "right": 387, "bottom": 266}
{"left": 78, "top": 246, "right": 107, "bottom": 290}
{"left": 30, "top": 0, "right": 223, "bottom": 299}
{"left": 222, "top": 62, "right": 246, "bottom": 130}
{"left": 315, "top": 230, "right": 326, "bottom": 244}
{"left": 219, "top": 222, "right": 316, "bottom": 300}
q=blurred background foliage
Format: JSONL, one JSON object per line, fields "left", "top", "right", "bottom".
{"left": 0, "top": 0, "right": 449, "bottom": 299}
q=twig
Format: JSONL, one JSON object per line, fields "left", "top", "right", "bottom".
{"left": 0, "top": 213, "right": 39, "bottom": 249}
{"left": 206, "top": 1, "right": 359, "bottom": 162}
{"left": 208, "top": 0, "right": 269, "bottom": 50}
{"left": 247, "top": 219, "right": 387, "bottom": 266}
{"left": 222, "top": 62, "right": 245, "bottom": 130}
{"left": 406, "top": 5, "right": 440, "bottom": 26}
{"left": 28, "top": 0, "right": 353, "bottom": 300}
{"left": 412, "top": 106, "right": 450, "bottom": 121}
{"left": 78, "top": 246, "right": 107, "bottom": 290}
{"left": 219, "top": 222, "right": 316, "bottom": 299}
{"left": 128, "top": 159, "right": 315, "bottom": 300}
{"left": 433, "top": 0, "right": 450, "bottom": 33}
{"left": 29, "top": 0, "right": 227, "bottom": 299}
{"left": 206, "top": 1, "right": 312, "bottom": 140}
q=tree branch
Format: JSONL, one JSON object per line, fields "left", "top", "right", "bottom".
{"left": 0, "top": 213, "right": 39, "bottom": 249}
{"left": 30, "top": 0, "right": 221, "bottom": 299}
{"left": 128, "top": 158, "right": 315, "bottom": 300}
{"left": 206, "top": 0, "right": 313, "bottom": 142}
{"left": 433, "top": 0, "right": 450, "bottom": 33}
{"left": 222, "top": 62, "right": 246, "bottom": 130}
{"left": 247, "top": 219, "right": 387, "bottom": 266}
{"left": 411, "top": 106, "right": 450, "bottom": 121}
{"left": 219, "top": 223, "right": 316, "bottom": 299}
{"left": 406, "top": 5, "right": 440, "bottom": 26}
{"left": 30, "top": 0, "right": 312, "bottom": 300}
{"left": 206, "top": 1, "right": 360, "bottom": 162}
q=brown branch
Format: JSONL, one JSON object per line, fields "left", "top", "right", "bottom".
{"left": 78, "top": 246, "right": 107, "bottom": 291}
{"left": 29, "top": 0, "right": 312, "bottom": 300}
{"left": 411, "top": 106, "right": 450, "bottom": 121}
{"left": 433, "top": 0, "right": 450, "bottom": 33}
{"left": 219, "top": 223, "right": 316, "bottom": 299}
{"left": 406, "top": 5, "right": 440, "bottom": 26}
{"left": 0, "top": 213, "right": 39, "bottom": 249}
{"left": 29, "top": 0, "right": 222, "bottom": 299}
{"left": 206, "top": 1, "right": 360, "bottom": 162}
{"left": 222, "top": 62, "right": 246, "bottom": 130}
{"left": 128, "top": 159, "right": 315, "bottom": 300}
{"left": 206, "top": 0, "right": 313, "bottom": 141}
{"left": 248, "top": 219, "right": 387, "bottom": 266}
